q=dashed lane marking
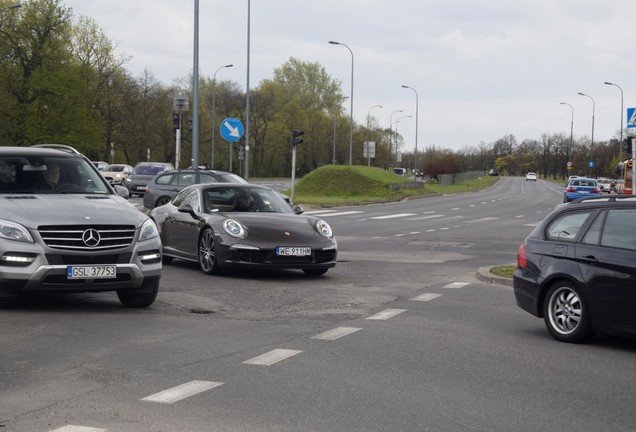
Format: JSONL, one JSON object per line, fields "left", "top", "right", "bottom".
{"left": 50, "top": 427, "right": 106, "bottom": 432}
{"left": 311, "top": 327, "right": 362, "bottom": 340}
{"left": 444, "top": 282, "right": 469, "bottom": 289}
{"left": 243, "top": 349, "right": 303, "bottom": 366}
{"left": 371, "top": 213, "right": 417, "bottom": 219}
{"left": 366, "top": 309, "right": 407, "bottom": 320}
{"left": 410, "top": 293, "right": 442, "bottom": 302}
{"left": 141, "top": 380, "right": 224, "bottom": 404}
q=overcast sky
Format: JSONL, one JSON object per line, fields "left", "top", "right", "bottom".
{"left": 64, "top": 0, "right": 636, "bottom": 154}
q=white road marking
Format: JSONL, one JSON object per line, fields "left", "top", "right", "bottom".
{"left": 409, "top": 214, "right": 445, "bottom": 221}
{"left": 141, "top": 380, "right": 224, "bottom": 404}
{"left": 371, "top": 213, "right": 417, "bottom": 219}
{"left": 304, "top": 209, "right": 338, "bottom": 215}
{"left": 314, "top": 211, "right": 364, "bottom": 217}
{"left": 444, "top": 282, "right": 469, "bottom": 289}
{"left": 410, "top": 293, "right": 442, "bottom": 302}
{"left": 366, "top": 309, "right": 407, "bottom": 320}
{"left": 465, "top": 217, "right": 499, "bottom": 224}
{"left": 243, "top": 349, "right": 303, "bottom": 366}
{"left": 515, "top": 215, "right": 524, "bottom": 218}
{"left": 311, "top": 327, "right": 362, "bottom": 340}
{"left": 410, "top": 231, "right": 421, "bottom": 234}
{"left": 450, "top": 207, "right": 460, "bottom": 210}
{"left": 422, "top": 211, "right": 436, "bottom": 214}
{"left": 394, "top": 233, "right": 406, "bottom": 237}
{"left": 51, "top": 427, "right": 106, "bottom": 432}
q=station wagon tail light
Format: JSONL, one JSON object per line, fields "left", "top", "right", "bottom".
{"left": 591, "top": 188, "right": 600, "bottom": 194}
{"left": 566, "top": 187, "right": 576, "bottom": 193}
{"left": 517, "top": 244, "right": 527, "bottom": 268}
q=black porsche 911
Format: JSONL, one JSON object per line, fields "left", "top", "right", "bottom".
{"left": 149, "top": 183, "right": 337, "bottom": 276}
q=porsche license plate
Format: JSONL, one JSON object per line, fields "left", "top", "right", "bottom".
{"left": 276, "top": 247, "right": 311, "bottom": 256}
{"left": 67, "top": 265, "right": 117, "bottom": 279}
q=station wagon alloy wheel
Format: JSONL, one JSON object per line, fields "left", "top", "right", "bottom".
{"left": 543, "top": 282, "right": 592, "bottom": 343}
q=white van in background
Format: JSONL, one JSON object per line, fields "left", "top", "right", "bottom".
{"left": 392, "top": 167, "right": 407, "bottom": 176}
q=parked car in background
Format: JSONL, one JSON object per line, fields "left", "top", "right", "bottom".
{"left": 488, "top": 169, "right": 499, "bottom": 176}
{"left": 563, "top": 177, "right": 601, "bottom": 202}
{"left": 101, "top": 163, "right": 133, "bottom": 186}
{"left": 143, "top": 168, "right": 247, "bottom": 209}
{"left": 92, "top": 161, "right": 109, "bottom": 171}
{"left": 525, "top": 172, "right": 537, "bottom": 181}
{"left": 513, "top": 195, "right": 636, "bottom": 342}
{"left": 150, "top": 183, "right": 337, "bottom": 276}
{"left": 392, "top": 167, "right": 407, "bottom": 176}
{"left": 124, "top": 162, "right": 174, "bottom": 197}
{"left": 0, "top": 145, "right": 161, "bottom": 307}
{"left": 596, "top": 177, "right": 612, "bottom": 193}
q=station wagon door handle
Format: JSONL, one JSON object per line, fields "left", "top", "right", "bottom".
{"left": 580, "top": 255, "right": 598, "bottom": 264}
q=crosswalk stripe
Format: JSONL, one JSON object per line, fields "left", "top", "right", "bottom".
{"left": 141, "top": 380, "right": 224, "bottom": 404}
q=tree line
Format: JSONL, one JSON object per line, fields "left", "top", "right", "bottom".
{"left": 1, "top": 0, "right": 629, "bottom": 179}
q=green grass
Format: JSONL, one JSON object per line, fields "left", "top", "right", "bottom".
{"left": 284, "top": 165, "right": 500, "bottom": 207}
{"left": 490, "top": 265, "right": 516, "bottom": 278}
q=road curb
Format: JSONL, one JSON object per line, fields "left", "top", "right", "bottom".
{"left": 475, "top": 266, "right": 513, "bottom": 287}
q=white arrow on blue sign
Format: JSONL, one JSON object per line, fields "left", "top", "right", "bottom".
{"left": 627, "top": 108, "right": 636, "bottom": 129}
{"left": 220, "top": 118, "right": 244, "bottom": 142}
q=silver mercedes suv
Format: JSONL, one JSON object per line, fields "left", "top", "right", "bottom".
{"left": 0, "top": 145, "right": 162, "bottom": 307}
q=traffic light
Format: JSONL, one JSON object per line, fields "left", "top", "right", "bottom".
{"left": 172, "top": 113, "right": 179, "bottom": 131}
{"left": 291, "top": 129, "right": 304, "bottom": 146}
{"left": 624, "top": 137, "right": 634, "bottom": 153}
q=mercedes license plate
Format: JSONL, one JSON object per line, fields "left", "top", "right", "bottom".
{"left": 276, "top": 247, "right": 311, "bottom": 256}
{"left": 67, "top": 265, "right": 117, "bottom": 279}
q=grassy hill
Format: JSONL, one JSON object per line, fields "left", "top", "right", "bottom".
{"left": 285, "top": 165, "right": 500, "bottom": 207}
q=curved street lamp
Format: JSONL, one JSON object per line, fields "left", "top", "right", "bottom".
{"left": 389, "top": 109, "right": 403, "bottom": 167}
{"left": 394, "top": 115, "right": 413, "bottom": 167}
{"left": 329, "top": 41, "right": 354, "bottom": 165}
{"left": 560, "top": 102, "right": 574, "bottom": 165}
{"left": 210, "top": 64, "right": 233, "bottom": 169}
{"left": 578, "top": 92, "right": 595, "bottom": 176}
{"left": 401, "top": 85, "right": 419, "bottom": 171}
{"left": 604, "top": 81, "right": 625, "bottom": 167}
{"left": 365, "top": 105, "right": 382, "bottom": 166}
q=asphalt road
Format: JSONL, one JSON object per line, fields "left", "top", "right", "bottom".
{"left": 2, "top": 177, "right": 635, "bottom": 432}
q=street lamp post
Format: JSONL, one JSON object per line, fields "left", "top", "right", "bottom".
{"left": 210, "top": 64, "right": 233, "bottom": 169}
{"left": 578, "top": 92, "right": 595, "bottom": 176}
{"left": 604, "top": 81, "right": 625, "bottom": 172}
{"left": 366, "top": 105, "right": 383, "bottom": 166}
{"left": 560, "top": 102, "right": 574, "bottom": 167}
{"left": 332, "top": 97, "right": 348, "bottom": 164}
{"left": 329, "top": 41, "right": 354, "bottom": 165}
{"left": 394, "top": 115, "right": 412, "bottom": 167}
{"left": 389, "top": 110, "right": 403, "bottom": 168}
{"left": 401, "top": 85, "right": 419, "bottom": 171}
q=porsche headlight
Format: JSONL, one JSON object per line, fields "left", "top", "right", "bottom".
{"left": 223, "top": 218, "right": 246, "bottom": 238}
{"left": 315, "top": 220, "right": 333, "bottom": 238}
{"left": 139, "top": 218, "right": 159, "bottom": 241}
{"left": 0, "top": 219, "right": 33, "bottom": 243}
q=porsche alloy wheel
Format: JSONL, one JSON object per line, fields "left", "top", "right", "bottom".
{"left": 198, "top": 228, "right": 220, "bottom": 275}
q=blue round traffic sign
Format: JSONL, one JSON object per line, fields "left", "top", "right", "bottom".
{"left": 220, "top": 118, "right": 244, "bottom": 142}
